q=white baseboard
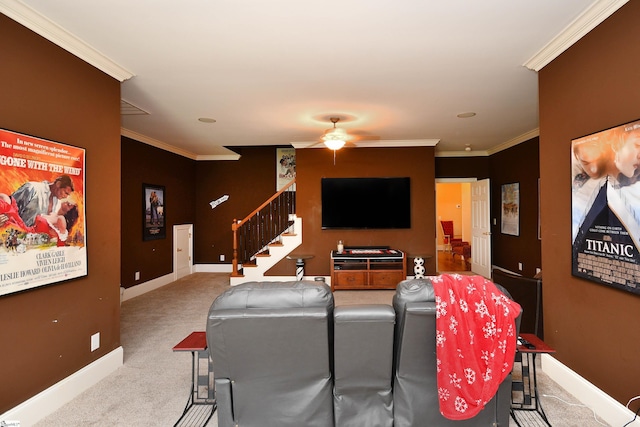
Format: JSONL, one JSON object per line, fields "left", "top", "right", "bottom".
{"left": 122, "top": 266, "right": 237, "bottom": 302}
{"left": 121, "top": 273, "right": 175, "bottom": 301}
{"left": 0, "top": 346, "right": 123, "bottom": 427}
{"left": 542, "top": 354, "right": 640, "bottom": 426}
{"left": 194, "top": 263, "right": 233, "bottom": 273}
{"left": 121, "top": 267, "right": 235, "bottom": 302}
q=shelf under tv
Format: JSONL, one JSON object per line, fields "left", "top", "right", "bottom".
{"left": 330, "top": 248, "right": 406, "bottom": 291}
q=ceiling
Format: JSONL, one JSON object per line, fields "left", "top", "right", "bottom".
{"left": 2, "top": 0, "right": 627, "bottom": 159}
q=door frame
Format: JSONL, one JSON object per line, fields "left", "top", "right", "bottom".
{"left": 435, "top": 178, "right": 487, "bottom": 274}
{"left": 173, "top": 224, "right": 193, "bottom": 280}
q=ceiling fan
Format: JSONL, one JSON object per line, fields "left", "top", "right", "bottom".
{"left": 305, "top": 116, "right": 380, "bottom": 164}
{"left": 322, "top": 117, "right": 351, "bottom": 151}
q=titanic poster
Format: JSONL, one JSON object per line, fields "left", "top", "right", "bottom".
{"left": 571, "top": 119, "right": 640, "bottom": 294}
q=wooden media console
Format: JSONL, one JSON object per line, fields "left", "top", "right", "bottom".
{"left": 330, "top": 248, "right": 406, "bottom": 291}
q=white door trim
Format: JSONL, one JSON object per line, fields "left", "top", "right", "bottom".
{"left": 173, "top": 224, "right": 193, "bottom": 280}
{"left": 435, "top": 178, "right": 478, "bottom": 271}
{"left": 470, "top": 179, "right": 492, "bottom": 278}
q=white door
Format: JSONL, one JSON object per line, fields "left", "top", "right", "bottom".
{"left": 173, "top": 224, "right": 193, "bottom": 280}
{"left": 471, "top": 179, "right": 492, "bottom": 278}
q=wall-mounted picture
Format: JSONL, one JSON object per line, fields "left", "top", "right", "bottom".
{"left": 276, "top": 147, "right": 296, "bottom": 191}
{"left": 0, "top": 128, "right": 87, "bottom": 297}
{"left": 571, "top": 118, "right": 640, "bottom": 294}
{"left": 501, "top": 182, "right": 520, "bottom": 236}
{"left": 143, "top": 184, "right": 165, "bottom": 241}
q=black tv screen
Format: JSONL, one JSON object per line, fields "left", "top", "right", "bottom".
{"left": 321, "top": 177, "right": 411, "bottom": 229}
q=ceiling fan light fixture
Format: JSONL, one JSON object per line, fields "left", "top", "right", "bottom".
{"left": 324, "top": 139, "right": 346, "bottom": 150}
{"left": 322, "top": 117, "right": 348, "bottom": 150}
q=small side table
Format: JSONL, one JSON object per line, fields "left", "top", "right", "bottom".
{"left": 172, "top": 331, "right": 216, "bottom": 427}
{"left": 510, "top": 333, "right": 556, "bottom": 427}
{"left": 286, "top": 254, "right": 314, "bottom": 280}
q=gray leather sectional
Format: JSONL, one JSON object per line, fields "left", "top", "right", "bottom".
{"left": 206, "top": 279, "right": 519, "bottom": 427}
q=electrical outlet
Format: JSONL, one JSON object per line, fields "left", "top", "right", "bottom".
{"left": 518, "top": 262, "right": 523, "bottom": 271}
{"left": 135, "top": 271, "right": 140, "bottom": 281}
{"left": 536, "top": 268, "right": 541, "bottom": 274}
{"left": 91, "top": 332, "right": 100, "bottom": 352}
{"left": 219, "top": 254, "right": 225, "bottom": 262}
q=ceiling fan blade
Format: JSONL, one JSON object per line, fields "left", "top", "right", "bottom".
{"left": 349, "top": 133, "right": 381, "bottom": 142}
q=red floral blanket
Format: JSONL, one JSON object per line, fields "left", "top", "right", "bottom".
{"left": 431, "top": 274, "right": 521, "bottom": 420}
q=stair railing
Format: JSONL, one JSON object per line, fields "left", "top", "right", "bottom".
{"left": 231, "top": 179, "right": 296, "bottom": 276}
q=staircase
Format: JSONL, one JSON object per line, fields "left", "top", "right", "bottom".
{"left": 229, "top": 216, "right": 302, "bottom": 286}
{"left": 230, "top": 180, "right": 301, "bottom": 286}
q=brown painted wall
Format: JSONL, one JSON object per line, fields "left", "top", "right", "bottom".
{"left": 120, "top": 137, "right": 197, "bottom": 287}
{"left": 195, "top": 146, "right": 281, "bottom": 264}
{"left": 434, "top": 140, "right": 541, "bottom": 278}
{"left": 191, "top": 145, "right": 539, "bottom": 279}
{"left": 539, "top": 1, "right": 640, "bottom": 407}
{"left": 0, "top": 17, "right": 121, "bottom": 412}
{"left": 435, "top": 155, "right": 490, "bottom": 179}
{"left": 268, "top": 146, "right": 437, "bottom": 276}
{"left": 489, "top": 138, "right": 541, "bottom": 277}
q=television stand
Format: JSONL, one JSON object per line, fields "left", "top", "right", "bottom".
{"left": 330, "top": 248, "right": 406, "bottom": 291}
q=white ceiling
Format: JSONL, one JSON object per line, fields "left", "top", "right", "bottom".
{"left": 1, "top": 0, "right": 627, "bottom": 159}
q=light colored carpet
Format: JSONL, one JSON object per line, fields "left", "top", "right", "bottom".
{"left": 35, "top": 273, "right": 609, "bottom": 426}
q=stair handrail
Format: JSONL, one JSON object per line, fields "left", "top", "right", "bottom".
{"left": 232, "top": 179, "right": 296, "bottom": 276}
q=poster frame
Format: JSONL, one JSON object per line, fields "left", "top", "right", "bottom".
{"left": 501, "top": 182, "right": 520, "bottom": 236}
{"left": 276, "top": 147, "right": 296, "bottom": 191}
{"left": 0, "top": 128, "right": 87, "bottom": 297}
{"left": 143, "top": 183, "right": 166, "bottom": 241}
{"left": 571, "top": 118, "right": 640, "bottom": 294}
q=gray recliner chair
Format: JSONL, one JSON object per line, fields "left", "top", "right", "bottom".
{"left": 392, "top": 278, "right": 519, "bottom": 426}
{"left": 207, "top": 278, "right": 519, "bottom": 427}
{"left": 333, "top": 304, "right": 395, "bottom": 427}
{"left": 206, "top": 281, "right": 335, "bottom": 427}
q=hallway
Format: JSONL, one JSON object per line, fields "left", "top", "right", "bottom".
{"left": 437, "top": 250, "right": 470, "bottom": 273}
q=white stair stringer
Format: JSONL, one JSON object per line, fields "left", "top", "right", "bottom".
{"left": 230, "top": 216, "right": 302, "bottom": 286}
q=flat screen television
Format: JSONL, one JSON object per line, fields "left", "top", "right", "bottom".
{"left": 321, "top": 177, "right": 411, "bottom": 229}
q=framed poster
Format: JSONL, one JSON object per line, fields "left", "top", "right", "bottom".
{"left": 276, "top": 147, "right": 296, "bottom": 191}
{"left": 143, "top": 184, "right": 165, "bottom": 241}
{"left": 501, "top": 183, "right": 520, "bottom": 236}
{"left": 571, "top": 118, "right": 640, "bottom": 294}
{"left": 0, "top": 128, "right": 87, "bottom": 297}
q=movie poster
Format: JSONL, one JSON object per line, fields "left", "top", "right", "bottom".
{"left": 276, "top": 147, "right": 296, "bottom": 191}
{"left": 501, "top": 182, "right": 520, "bottom": 236}
{"left": 0, "top": 129, "right": 86, "bottom": 297}
{"left": 571, "top": 119, "right": 640, "bottom": 294}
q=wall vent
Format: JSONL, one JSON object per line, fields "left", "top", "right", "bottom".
{"left": 120, "top": 99, "right": 149, "bottom": 115}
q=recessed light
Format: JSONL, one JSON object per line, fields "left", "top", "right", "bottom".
{"left": 457, "top": 112, "right": 476, "bottom": 118}
{"left": 198, "top": 117, "right": 217, "bottom": 123}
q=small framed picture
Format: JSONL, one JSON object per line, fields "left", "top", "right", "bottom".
{"left": 501, "top": 182, "right": 519, "bottom": 236}
{"left": 276, "top": 147, "right": 296, "bottom": 191}
{"left": 143, "top": 183, "right": 165, "bottom": 241}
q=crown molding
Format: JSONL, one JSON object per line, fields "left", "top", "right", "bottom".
{"left": 121, "top": 128, "right": 197, "bottom": 159}
{"left": 435, "top": 150, "right": 489, "bottom": 158}
{"left": 524, "top": 0, "right": 629, "bottom": 71}
{"left": 120, "top": 128, "right": 241, "bottom": 161}
{"left": 0, "top": 0, "right": 134, "bottom": 81}
{"left": 291, "top": 139, "right": 439, "bottom": 149}
{"left": 486, "top": 128, "right": 540, "bottom": 155}
{"left": 196, "top": 153, "right": 242, "bottom": 161}
{"left": 435, "top": 128, "right": 539, "bottom": 158}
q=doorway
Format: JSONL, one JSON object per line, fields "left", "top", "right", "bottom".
{"left": 173, "top": 224, "right": 193, "bottom": 280}
{"left": 435, "top": 179, "right": 492, "bottom": 277}
{"left": 436, "top": 181, "right": 471, "bottom": 273}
